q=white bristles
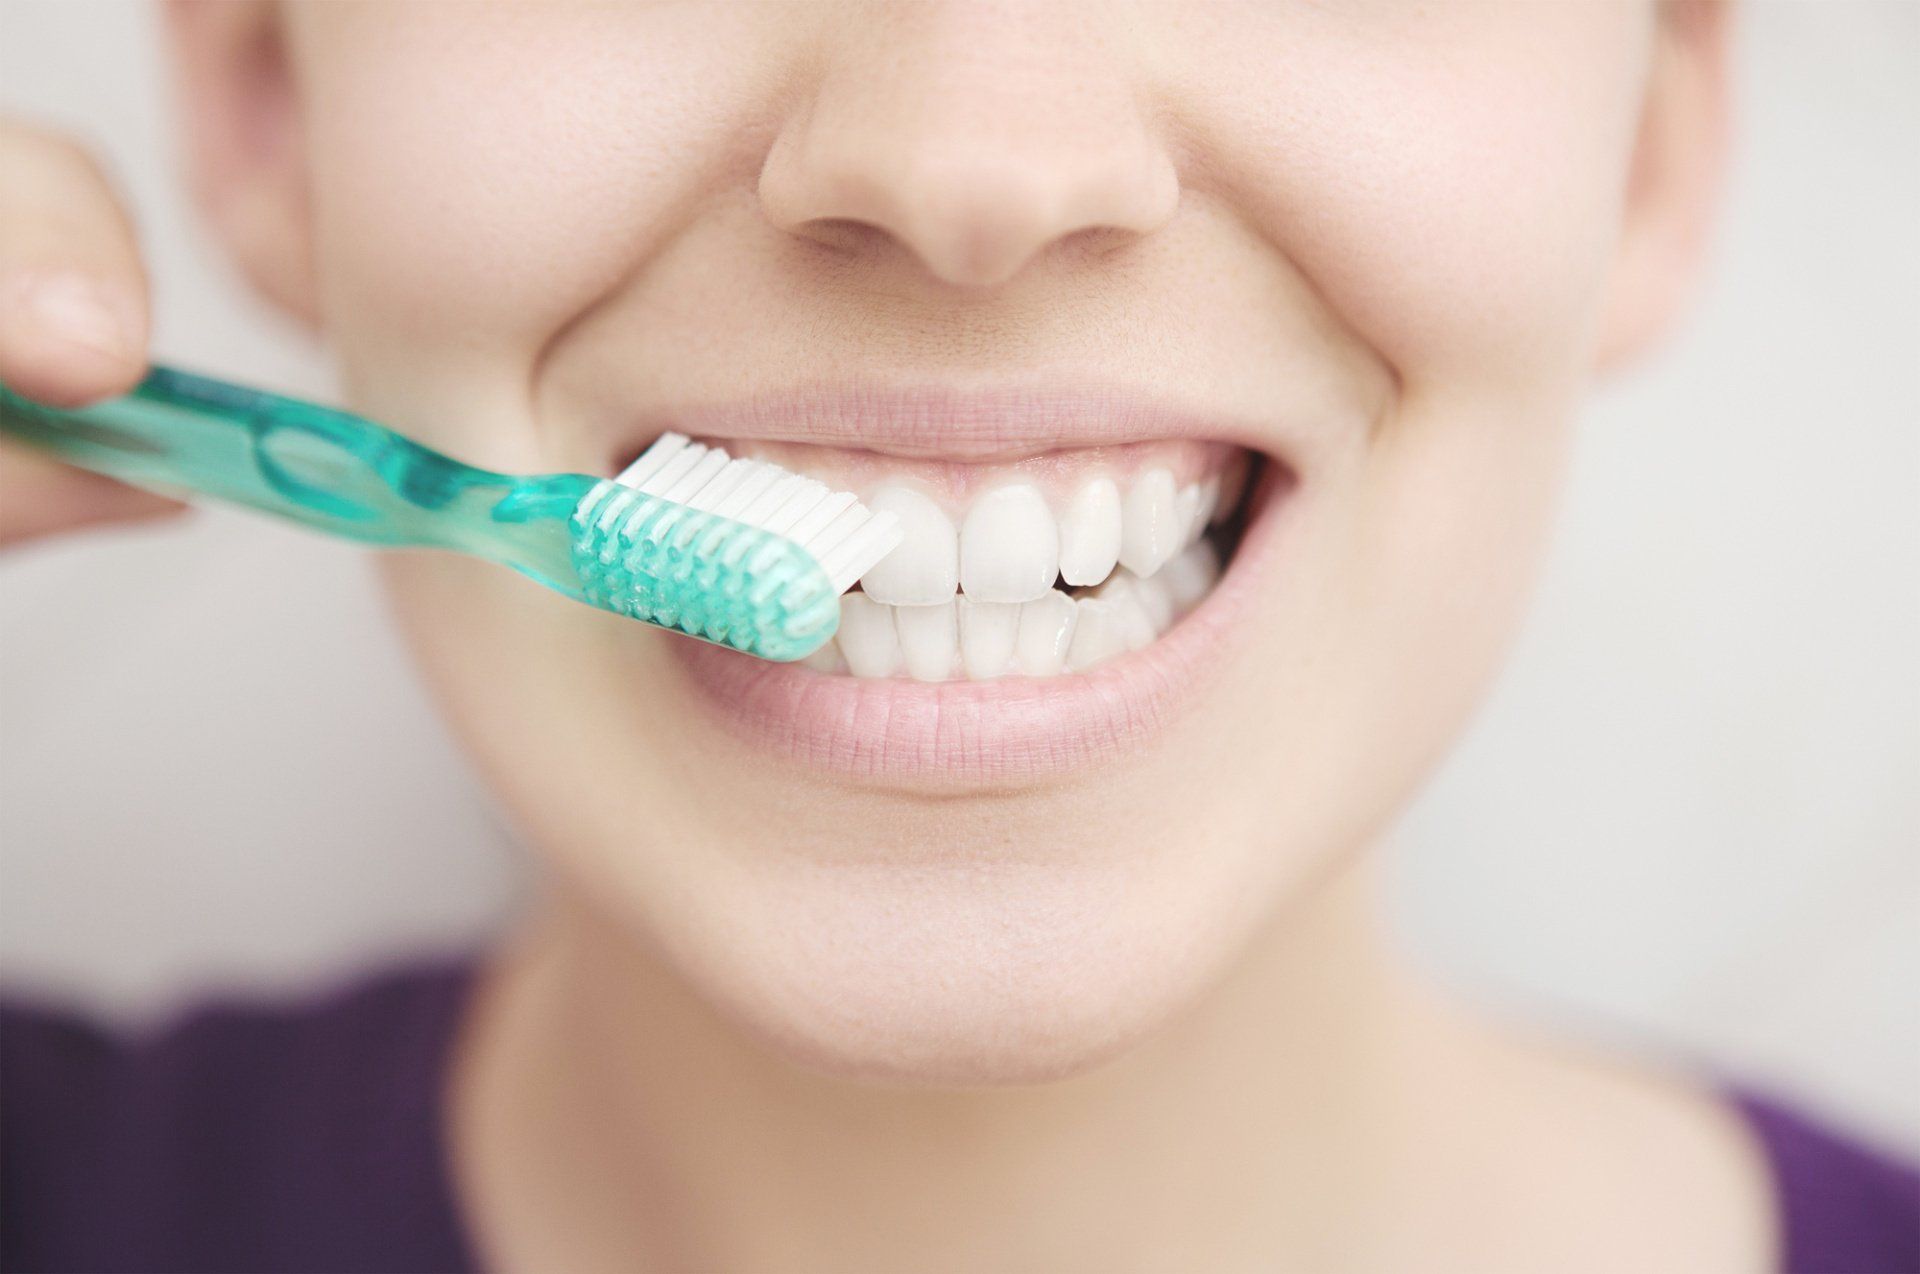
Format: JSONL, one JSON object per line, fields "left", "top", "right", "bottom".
{"left": 638, "top": 443, "right": 708, "bottom": 496}
{"left": 761, "top": 479, "right": 830, "bottom": 536}
{"left": 615, "top": 432, "right": 688, "bottom": 489}
{"left": 660, "top": 448, "right": 731, "bottom": 504}
{"left": 683, "top": 458, "right": 755, "bottom": 512}
{"left": 740, "top": 473, "right": 807, "bottom": 527}
{"left": 785, "top": 490, "right": 857, "bottom": 546}
{"left": 606, "top": 433, "right": 904, "bottom": 598}
{"left": 805, "top": 504, "right": 871, "bottom": 563}
{"left": 818, "top": 512, "right": 902, "bottom": 594}
{"left": 710, "top": 464, "right": 782, "bottom": 519}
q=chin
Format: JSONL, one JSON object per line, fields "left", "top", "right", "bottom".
{"left": 663, "top": 857, "right": 1234, "bottom": 1088}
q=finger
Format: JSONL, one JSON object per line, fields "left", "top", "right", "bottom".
{"left": 0, "top": 439, "right": 186, "bottom": 547}
{"left": 0, "top": 121, "right": 151, "bottom": 408}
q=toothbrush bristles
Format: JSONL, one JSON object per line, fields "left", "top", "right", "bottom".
{"left": 614, "top": 433, "right": 902, "bottom": 596}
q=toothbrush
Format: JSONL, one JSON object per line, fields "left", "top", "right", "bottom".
{"left": 0, "top": 365, "right": 899, "bottom": 662}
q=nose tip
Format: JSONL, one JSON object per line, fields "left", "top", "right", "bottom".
{"left": 758, "top": 50, "right": 1178, "bottom": 289}
{"left": 764, "top": 143, "right": 1178, "bottom": 289}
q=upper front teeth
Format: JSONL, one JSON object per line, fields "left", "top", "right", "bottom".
{"left": 960, "top": 484, "right": 1060, "bottom": 603}
{"left": 1118, "top": 467, "right": 1182, "bottom": 578}
{"left": 859, "top": 486, "right": 958, "bottom": 605}
{"left": 861, "top": 465, "right": 1221, "bottom": 607}
{"left": 1058, "top": 477, "right": 1122, "bottom": 586}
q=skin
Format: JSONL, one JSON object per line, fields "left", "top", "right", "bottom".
{"left": 0, "top": 2, "right": 1770, "bottom": 1270}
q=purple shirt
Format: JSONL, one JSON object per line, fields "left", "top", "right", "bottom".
{"left": 3, "top": 961, "right": 1915, "bottom": 1273}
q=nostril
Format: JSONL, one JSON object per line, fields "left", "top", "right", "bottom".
{"left": 785, "top": 217, "right": 894, "bottom": 262}
{"left": 1057, "top": 224, "right": 1150, "bottom": 268}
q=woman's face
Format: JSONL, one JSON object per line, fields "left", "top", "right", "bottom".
{"left": 227, "top": 1, "right": 1697, "bottom": 1082}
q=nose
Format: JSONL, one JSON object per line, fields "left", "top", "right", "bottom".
{"left": 757, "top": 5, "right": 1179, "bottom": 290}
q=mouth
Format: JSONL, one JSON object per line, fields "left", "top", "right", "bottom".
{"left": 604, "top": 383, "right": 1296, "bottom": 783}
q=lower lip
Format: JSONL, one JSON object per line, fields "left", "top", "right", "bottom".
{"left": 671, "top": 468, "right": 1291, "bottom": 787}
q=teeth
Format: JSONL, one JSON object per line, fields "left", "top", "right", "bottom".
{"left": 776, "top": 457, "right": 1241, "bottom": 681}
{"left": 1013, "top": 592, "right": 1077, "bottom": 677}
{"left": 1065, "top": 598, "right": 1127, "bottom": 672}
{"left": 895, "top": 600, "right": 959, "bottom": 681}
{"left": 1194, "top": 475, "right": 1222, "bottom": 531}
{"left": 960, "top": 483, "right": 1059, "bottom": 603}
{"left": 1175, "top": 483, "right": 1205, "bottom": 548}
{"left": 1158, "top": 541, "right": 1221, "bottom": 614}
{"left": 855, "top": 461, "right": 1233, "bottom": 601}
{"left": 801, "top": 639, "right": 847, "bottom": 673}
{"left": 1135, "top": 573, "right": 1176, "bottom": 632}
{"left": 1118, "top": 467, "right": 1181, "bottom": 578}
{"left": 958, "top": 598, "right": 1020, "bottom": 679}
{"left": 859, "top": 485, "right": 958, "bottom": 606}
{"left": 1057, "top": 477, "right": 1122, "bottom": 587}
{"left": 1093, "top": 576, "right": 1158, "bottom": 652}
{"left": 817, "top": 538, "right": 1220, "bottom": 682}
{"left": 837, "top": 594, "right": 901, "bottom": 677}
{"left": 1104, "top": 569, "right": 1175, "bottom": 635}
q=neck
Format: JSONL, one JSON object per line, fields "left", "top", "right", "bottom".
{"left": 452, "top": 852, "right": 1476, "bottom": 1273}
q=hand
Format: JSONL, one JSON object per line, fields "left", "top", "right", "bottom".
{"left": 0, "top": 118, "right": 185, "bottom": 547}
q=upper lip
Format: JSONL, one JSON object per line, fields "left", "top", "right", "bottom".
{"left": 606, "top": 379, "right": 1284, "bottom": 466}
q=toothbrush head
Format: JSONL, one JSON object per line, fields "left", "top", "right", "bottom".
{"left": 568, "top": 434, "right": 901, "bottom": 662}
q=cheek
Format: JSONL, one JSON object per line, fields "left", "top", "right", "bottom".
{"left": 1173, "top": 2, "right": 1650, "bottom": 381}
{"left": 1168, "top": 7, "right": 1644, "bottom": 813}
{"left": 290, "top": 5, "right": 784, "bottom": 436}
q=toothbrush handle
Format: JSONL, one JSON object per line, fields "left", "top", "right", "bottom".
{"left": 3, "top": 366, "right": 851, "bottom": 659}
{"left": 0, "top": 366, "right": 595, "bottom": 578}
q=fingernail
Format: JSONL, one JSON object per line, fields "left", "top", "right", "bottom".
{"left": 20, "top": 272, "right": 139, "bottom": 360}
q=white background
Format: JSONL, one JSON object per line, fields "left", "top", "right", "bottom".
{"left": 2, "top": 2, "right": 1914, "bottom": 1154}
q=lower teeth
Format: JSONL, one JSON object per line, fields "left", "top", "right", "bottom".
{"left": 804, "top": 538, "right": 1223, "bottom": 681}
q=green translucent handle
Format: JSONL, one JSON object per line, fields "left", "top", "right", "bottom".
{"left": 0, "top": 366, "right": 840, "bottom": 660}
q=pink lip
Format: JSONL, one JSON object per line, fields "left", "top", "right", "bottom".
{"left": 613, "top": 379, "right": 1285, "bottom": 465}
{"left": 670, "top": 462, "right": 1293, "bottom": 787}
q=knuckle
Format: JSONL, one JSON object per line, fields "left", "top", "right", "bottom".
{"left": 0, "top": 120, "right": 137, "bottom": 266}
{"left": 0, "top": 119, "right": 122, "bottom": 208}
{"left": 2, "top": 119, "right": 86, "bottom": 172}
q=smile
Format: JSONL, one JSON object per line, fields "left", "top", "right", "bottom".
{"left": 606, "top": 383, "right": 1296, "bottom": 782}
{"left": 727, "top": 441, "right": 1250, "bottom": 680}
